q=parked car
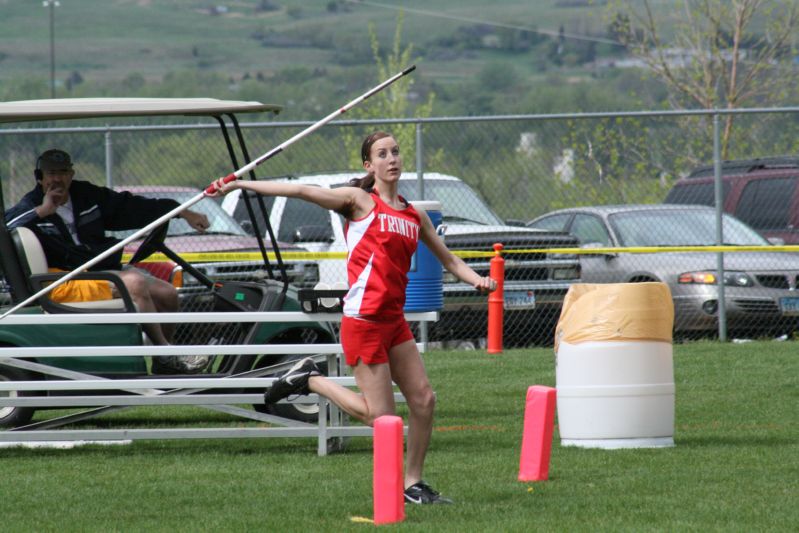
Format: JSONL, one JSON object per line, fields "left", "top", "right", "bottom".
{"left": 222, "top": 172, "right": 582, "bottom": 346}
{"left": 112, "top": 186, "right": 319, "bottom": 314}
{"left": 528, "top": 204, "right": 799, "bottom": 338}
{"left": 664, "top": 156, "right": 799, "bottom": 244}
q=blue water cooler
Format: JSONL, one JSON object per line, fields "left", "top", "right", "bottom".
{"left": 405, "top": 201, "right": 444, "bottom": 312}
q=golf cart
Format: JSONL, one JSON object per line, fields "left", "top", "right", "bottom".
{"left": 0, "top": 98, "right": 338, "bottom": 429}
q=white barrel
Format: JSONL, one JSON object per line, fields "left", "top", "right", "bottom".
{"left": 556, "top": 340, "right": 675, "bottom": 448}
{"left": 554, "top": 283, "right": 676, "bottom": 449}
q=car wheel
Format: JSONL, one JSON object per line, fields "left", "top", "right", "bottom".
{"left": 253, "top": 354, "right": 329, "bottom": 423}
{"left": 0, "top": 364, "right": 36, "bottom": 428}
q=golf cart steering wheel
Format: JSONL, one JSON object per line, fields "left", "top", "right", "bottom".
{"left": 127, "top": 221, "right": 169, "bottom": 265}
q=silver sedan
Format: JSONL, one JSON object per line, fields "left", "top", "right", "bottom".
{"left": 528, "top": 204, "right": 799, "bottom": 337}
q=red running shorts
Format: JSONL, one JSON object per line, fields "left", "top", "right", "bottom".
{"left": 340, "top": 316, "right": 415, "bottom": 366}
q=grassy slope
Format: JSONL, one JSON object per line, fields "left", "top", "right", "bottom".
{"left": 0, "top": 340, "right": 797, "bottom": 532}
{"left": 0, "top": 0, "right": 670, "bottom": 88}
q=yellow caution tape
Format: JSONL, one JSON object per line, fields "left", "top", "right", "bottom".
{"left": 442, "top": 245, "right": 799, "bottom": 257}
{"left": 122, "top": 244, "right": 799, "bottom": 264}
{"left": 499, "top": 245, "right": 799, "bottom": 255}
{"left": 121, "top": 251, "right": 348, "bottom": 263}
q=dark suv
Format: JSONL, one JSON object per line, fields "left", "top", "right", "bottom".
{"left": 664, "top": 157, "right": 799, "bottom": 244}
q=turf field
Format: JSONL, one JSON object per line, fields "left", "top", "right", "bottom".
{"left": 0, "top": 341, "right": 797, "bottom": 532}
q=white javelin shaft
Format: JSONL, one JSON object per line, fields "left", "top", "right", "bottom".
{"left": 204, "top": 64, "right": 416, "bottom": 193}
{"left": 0, "top": 65, "right": 416, "bottom": 320}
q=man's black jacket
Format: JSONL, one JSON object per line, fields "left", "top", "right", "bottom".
{"left": 5, "top": 180, "right": 180, "bottom": 271}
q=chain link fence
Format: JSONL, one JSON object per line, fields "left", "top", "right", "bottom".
{"left": 3, "top": 107, "right": 799, "bottom": 345}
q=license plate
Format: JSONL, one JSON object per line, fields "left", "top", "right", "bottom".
{"left": 504, "top": 290, "right": 536, "bottom": 310}
{"left": 779, "top": 296, "right": 799, "bottom": 316}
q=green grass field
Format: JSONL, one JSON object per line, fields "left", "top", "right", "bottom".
{"left": 1, "top": 340, "right": 797, "bottom": 532}
{"left": 0, "top": 0, "right": 674, "bottom": 88}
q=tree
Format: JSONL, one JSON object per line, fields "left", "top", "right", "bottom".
{"left": 553, "top": 117, "right": 679, "bottom": 208}
{"left": 478, "top": 63, "right": 520, "bottom": 92}
{"left": 610, "top": 0, "right": 799, "bottom": 158}
{"left": 341, "top": 11, "right": 437, "bottom": 171}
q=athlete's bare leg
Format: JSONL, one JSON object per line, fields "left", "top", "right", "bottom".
{"left": 308, "top": 361, "right": 396, "bottom": 425}
{"left": 387, "top": 339, "right": 435, "bottom": 489}
{"left": 307, "top": 340, "right": 434, "bottom": 488}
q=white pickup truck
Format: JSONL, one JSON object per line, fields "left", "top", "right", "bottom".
{"left": 221, "top": 172, "right": 582, "bottom": 345}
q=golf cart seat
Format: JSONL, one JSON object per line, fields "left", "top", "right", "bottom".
{"left": 11, "top": 226, "right": 136, "bottom": 313}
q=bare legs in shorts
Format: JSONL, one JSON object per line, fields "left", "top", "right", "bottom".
{"left": 307, "top": 339, "right": 436, "bottom": 489}
{"left": 115, "top": 269, "right": 178, "bottom": 345}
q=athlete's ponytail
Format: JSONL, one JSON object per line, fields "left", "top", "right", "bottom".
{"left": 349, "top": 171, "right": 375, "bottom": 191}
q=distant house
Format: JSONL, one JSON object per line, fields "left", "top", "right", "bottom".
{"left": 596, "top": 47, "right": 750, "bottom": 70}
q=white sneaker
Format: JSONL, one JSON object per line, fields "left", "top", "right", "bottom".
{"left": 177, "top": 355, "right": 212, "bottom": 373}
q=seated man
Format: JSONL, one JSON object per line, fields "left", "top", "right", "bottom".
{"left": 5, "top": 148, "right": 210, "bottom": 374}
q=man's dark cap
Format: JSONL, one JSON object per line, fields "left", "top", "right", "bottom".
{"left": 38, "top": 149, "right": 73, "bottom": 172}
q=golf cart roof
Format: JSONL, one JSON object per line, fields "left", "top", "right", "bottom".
{"left": 0, "top": 98, "right": 281, "bottom": 124}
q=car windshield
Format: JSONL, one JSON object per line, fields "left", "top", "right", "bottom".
{"left": 397, "top": 179, "right": 504, "bottom": 226}
{"left": 609, "top": 209, "right": 769, "bottom": 247}
{"left": 113, "top": 191, "right": 248, "bottom": 239}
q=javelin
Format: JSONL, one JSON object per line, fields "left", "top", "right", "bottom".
{"left": 0, "top": 65, "right": 416, "bottom": 320}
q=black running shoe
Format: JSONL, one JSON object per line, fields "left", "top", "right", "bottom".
{"left": 263, "top": 357, "right": 321, "bottom": 404}
{"left": 403, "top": 481, "right": 453, "bottom": 505}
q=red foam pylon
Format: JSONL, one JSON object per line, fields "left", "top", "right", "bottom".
{"left": 518, "top": 385, "right": 557, "bottom": 482}
{"left": 373, "top": 415, "right": 405, "bottom": 525}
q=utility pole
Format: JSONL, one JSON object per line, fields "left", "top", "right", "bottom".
{"left": 43, "top": 0, "right": 60, "bottom": 99}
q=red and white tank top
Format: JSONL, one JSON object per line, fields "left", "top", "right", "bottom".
{"left": 343, "top": 192, "right": 421, "bottom": 319}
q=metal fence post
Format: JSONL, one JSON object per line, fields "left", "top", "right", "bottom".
{"left": 415, "top": 121, "right": 424, "bottom": 199}
{"left": 415, "top": 120, "right": 429, "bottom": 345}
{"left": 713, "top": 113, "right": 727, "bottom": 342}
{"left": 104, "top": 127, "right": 113, "bottom": 189}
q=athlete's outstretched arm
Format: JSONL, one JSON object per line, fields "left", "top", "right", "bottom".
{"left": 209, "top": 179, "right": 374, "bottom": 219}
{"left": 418, "top": 210, "right": 496, "bottom": 293}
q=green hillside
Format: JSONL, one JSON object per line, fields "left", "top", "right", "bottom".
{"left": 0, "top": 0, "right": 657, "bottom": 114}
{"left": 0, "top": 1, "right": 617, "bottom": 79}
